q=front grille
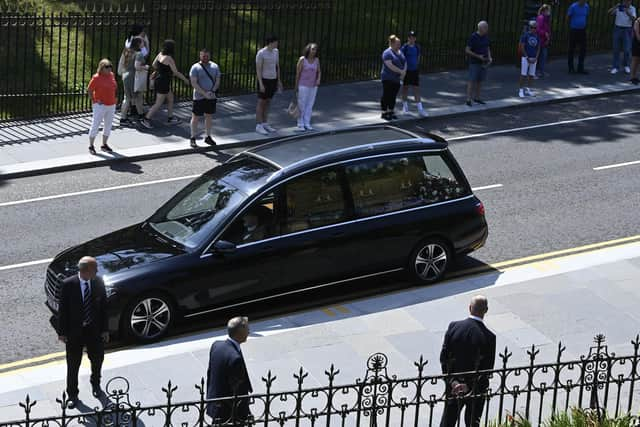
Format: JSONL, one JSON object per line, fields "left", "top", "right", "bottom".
{"left": 45, "top": 268, "right": 63, "bottom": 306}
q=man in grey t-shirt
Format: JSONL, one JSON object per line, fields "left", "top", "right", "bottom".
{"left": 189, "top": 48, "right": 220, "bottom": 147}
{"left": 255, "top": 35, "right": 282, "bottom": 135}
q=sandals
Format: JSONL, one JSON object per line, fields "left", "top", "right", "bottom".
{"left": 100, "top": 144, "right": 113, "bottom": 153}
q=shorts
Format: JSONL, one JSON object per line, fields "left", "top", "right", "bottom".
{"left": 403, "top": 70, "right": 420, "bottom": 86}
{"left": 192, "top": 98, "right": 217, "bottom": 116}
{"left": 258, "top": 78, "right": 278, "bottom": 99}
{"left": 468, "top": 63, "right": 487, "bottom": 82}
{"left": 633, "top": 38, "right": 640, "bottom": 57}
{"left": 521, "top": 57, "right": 537, "bottom": 76}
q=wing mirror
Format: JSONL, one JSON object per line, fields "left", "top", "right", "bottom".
{"left": 212, "top": 240, "right": 236, "bottom": 254}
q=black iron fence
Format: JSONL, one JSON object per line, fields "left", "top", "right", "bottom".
{"left": 0, "top": 0, "right": 617, "bottom": 121}
{"left": 1, "top": 334, "right": 639, "bottom": 426}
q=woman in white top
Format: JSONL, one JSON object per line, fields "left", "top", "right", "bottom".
{"left": 294, "top": 43, "right": 321, "bottom": 131}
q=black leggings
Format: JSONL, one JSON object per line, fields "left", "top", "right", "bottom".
{"left": 381, "top": 80, "right": 401, "bottom": 111}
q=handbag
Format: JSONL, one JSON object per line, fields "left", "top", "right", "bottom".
{"left": 287, "top": 94, "right": 300, "bottom": 119}
{"left": 134, "top": 69, "right": 148, "bottom": 92}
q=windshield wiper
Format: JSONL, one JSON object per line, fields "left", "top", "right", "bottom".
{"left": 143, "top": 222, "right": 186, "bottom": 250}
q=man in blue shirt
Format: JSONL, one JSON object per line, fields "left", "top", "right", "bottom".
{"left": 401, "top": 31, "right": 428, "bottom": 116}
{"left": 567, "top": 0, "right": 590, "bottom": 73}
{"left": 465, "top": 21, "right": 492, "bottom": 107}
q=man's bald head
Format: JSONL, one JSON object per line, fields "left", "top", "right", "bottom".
{"left": 477, "top": 21, "right": 489, "bottom": 35}
{"left": 469, "top": 295, "right": 488, "bottom": 318}
{"left": 78, "top": 256, "right": 98, "bottom": 280}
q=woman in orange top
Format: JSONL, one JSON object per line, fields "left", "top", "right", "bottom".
{"left": 87, "top": 59, "right": 118, "bottom": 154}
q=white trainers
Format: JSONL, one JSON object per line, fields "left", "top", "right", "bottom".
{"left": 263, "top": 123, "right": 276, "bottom": 133}
{"left": 525, "top": 88, "right": 536, "bottom": 97}
{"left": 402, "top": 102, "right": 410, "bottom": 115}
{"left": 417, "top": 106, "right": 429, "bottom": 117}
{"left": 625, "top": 66, "right": 631, "bottom": 74}
{"left": 611, "top": 68, "right": 619, "bottom": 75}
{"left": 295, "top": 125, "right": 306, "bottom": 132}
{"left": 519, "top": 88, "right": 526, "bottom": 98}
{"left": 304, "top": 124, "right": 314, "bottom": 131}
{"left": 255, "top": 124, "right": 269, "bottom": 135}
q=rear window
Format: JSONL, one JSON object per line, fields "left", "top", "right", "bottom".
{"left": 345, "top": 153, "right": 469, "bottom": 218}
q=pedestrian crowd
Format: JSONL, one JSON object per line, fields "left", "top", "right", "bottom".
{"left": 86, "top": 1, "right": 640, "bottom": 152}
{"left": 56, "top": 254, "right": 495, "bottom": 427}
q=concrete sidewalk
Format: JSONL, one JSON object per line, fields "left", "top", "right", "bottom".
{"left": 0, "top": 53, "right": 638, "bottom": 179}
{"left": 1, "top": 240, "right": 640, "bottom": 423}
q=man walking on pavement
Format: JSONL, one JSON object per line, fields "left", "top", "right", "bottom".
{"left": 401, "top": 30, "right": 428, "bottom": 117}
{"left": 57, "top": 256, "right": 109, "bottom": 408}
{"left": 567, "top": 0, "right": 590, "bottom": 74}
{"left": 439, "top": 295, "right": 496, "bottom": 427}
{"left": 255, "top": 35, "right": 283, "bottom": 136}
{"left": 189, "top": 48, "right": 220, "bottom": 148}
{"left": 609, "top": 0, "right": 637, "bottom": 75}
{"left": 206, "top": 316, "right": 253, "bottom": 424}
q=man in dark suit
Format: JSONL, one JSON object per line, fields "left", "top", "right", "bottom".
{"left": 206, "top": 316, "right": 253, "bottom": 425}
{"left": 439, "top": 295, "right": 496, "bottom": 427}
{"left": 57, "top": 256, "right": 109, "bottom": 407}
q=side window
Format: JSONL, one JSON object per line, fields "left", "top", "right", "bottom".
{"left": 221, "top": 192, "right": 278, "bottom": 245}
{"left": 346, "top": 154, "right": 468, "bottom": 218}
{"left": 419, "top": 154, "right": 469, "bottom": 203}
{"left": 284, "top": 167, "right": 346, "bottom": 233}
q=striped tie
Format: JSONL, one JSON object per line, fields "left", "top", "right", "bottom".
{"left": 82, "top": 281, "right": 93, "bottom": 326}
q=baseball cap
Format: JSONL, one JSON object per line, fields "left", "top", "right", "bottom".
{"left": 408, "top": 30, "right": 417, "bottom": 37}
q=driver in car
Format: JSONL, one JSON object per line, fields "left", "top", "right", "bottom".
{"left": 241, "top": 211, "right": 266, "bottom": 243}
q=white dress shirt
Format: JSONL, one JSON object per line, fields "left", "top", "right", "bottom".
{"left": 78, "top": 274, "right": 91, "bottom": 303}
{"left": 468, "top": 315, "right": 484, "bottom": 322}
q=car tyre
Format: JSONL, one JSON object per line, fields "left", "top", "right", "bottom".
{"left": 122, "top": 293, "right": 174, "bottom": 343}
{"left": 408, "top": 238, "right": 452, "bottom": 284}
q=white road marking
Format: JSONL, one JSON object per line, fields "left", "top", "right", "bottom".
{"left": 447, "top": 109, "right": 640, "bottom": 141}
{"left": 593, "top": 160, "right": 640, "bottom": 171}
{"left": 0, "top": 175, "right": 199, "bottom": 208}
{"left": 0, "top": 258, "right": 52, "bottom": 272}
{"left": 471, "top": 184, "right": 503, "bottom": 191}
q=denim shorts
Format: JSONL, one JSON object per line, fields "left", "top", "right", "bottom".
{"left": 468, "top": 63, "right": 487, "bottom": 82}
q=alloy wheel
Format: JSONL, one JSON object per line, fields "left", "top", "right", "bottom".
{"left": 129, "top": 297, "right": 171, "bottom": 340}
{"left": 414, "top": 243, "right": 448, "bottom": 281}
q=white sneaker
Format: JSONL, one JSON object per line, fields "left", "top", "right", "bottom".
{"left": 525, "top": 88, "right": 536, "bottom": 97}
{"left": 402, "top": 102, "right": 410, "bottom": 115}
{"left": 519, "top": 88, "right": 526, "bottom": 98}
{"left": 304, "top": 124, "right": 314, "bottom": 131}
{"left": 625, "top": 66, "right": 631, "bottom": 74}
{"left": 611, "top": 68, "right": 619, "bottom": 75}
{"left": 263, "top": 123, "right": 276, "bottom": 133}
{"left": 417, "top": 107, "right": 429, "bottom": 117}
{"left": 295, "top": 125, "right": 306, "bottom": 132}
{"left": 255, "top": 124, "right": 269, "bottom": 135}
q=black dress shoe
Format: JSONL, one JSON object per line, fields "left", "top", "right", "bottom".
{"left": 473, "top": 99, "right": 486, "bottom": 105}
{"left": 465, "top": 100, "right": 473, "bottom": 107}
{"left": 204, "top": 136, "right": 217, "bottom": 146}
{"left": 67, "top": 397, "right": 78, "bottom": 409}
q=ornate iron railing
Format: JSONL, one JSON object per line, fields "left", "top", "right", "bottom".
{"left": 1, "top": 334, "right": 639, "bottom": 426}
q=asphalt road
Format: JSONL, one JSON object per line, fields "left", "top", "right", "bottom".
{"left": 1, "top": 93, "right": 639, "bottom": 364}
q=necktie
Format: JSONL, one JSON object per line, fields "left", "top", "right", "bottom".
{"left": 82, "top": 281, "right": 93, "bottom": 326}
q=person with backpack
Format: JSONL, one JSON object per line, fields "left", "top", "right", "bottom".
{"left": 189, "top": 48, "right": 220, "bottom": 147}
{"left": 519, "top": 20, "right": 541, "bottom": 97}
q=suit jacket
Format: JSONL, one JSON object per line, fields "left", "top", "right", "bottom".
{"left": 439, "top": 318, "right": 496, "bottom": 391}
{"left": 58, "top": 275, "right": 108, "bottom": 338}
{"left": 206, "top": 339, "right": 253, "bottom": 421}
